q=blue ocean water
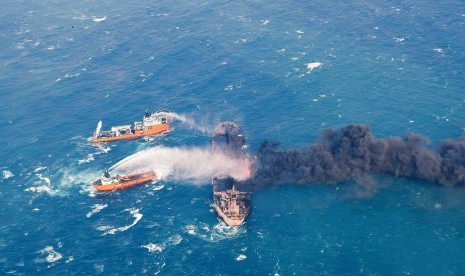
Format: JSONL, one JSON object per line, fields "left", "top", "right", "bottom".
{"left": 1, "top": 0, "right": 465, "bottom": 274}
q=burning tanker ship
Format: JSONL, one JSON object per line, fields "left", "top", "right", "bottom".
{"left": 212, "top": 122, "right": 252, "bottom": 226}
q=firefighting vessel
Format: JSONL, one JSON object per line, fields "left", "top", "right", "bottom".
{"left": 92, "top": 110, "right": 171, "bottom": 143}
{"left": 92, "top": 170, "right": 157, "bottom": 192}
{"left": 212, "top": 122, "right": 252, "bottom": 226}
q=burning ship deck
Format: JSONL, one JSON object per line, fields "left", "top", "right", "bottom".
{"left": 212, "top": 122, "right": 251, "bottom": 226}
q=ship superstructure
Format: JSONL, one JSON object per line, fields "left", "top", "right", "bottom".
{"left": 212, "top": 122, "right": 252, "bottom": 226}
{"left": 93, "top": 110, "right": 171, "bottom": 143}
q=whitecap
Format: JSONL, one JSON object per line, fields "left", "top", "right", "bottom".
{"left": 2, "top": 170, "right": 14, "bottom": 179}
{"left": 86, "top": 204, "right": 108, "bottom": 218}
{"left": 36, "top": 246, "right": 62, "bottom": 263}
{"left": 142, "top": 234, "right": 182, "bottom": 253}
{"left": 233, "top": 38, "right": 247, "bottom": 44}
{"left": 96, "top": 225, "right": 113, "bottom": 232}
{"left": 393, "top": 37, "right": 404, "bottom": 42}
{"left": 25, "top": 174, "right": 55, "bottom": 195}
{"left": 142, "top": 243, "right": 165, "bottom": 253}
{"left": 185, "top": 224, "right": 197, "bottom": 235}
{"left": 25, "top": 185, "right": 51, "bottom": 194}
{"left": 307, "top": 62, "right": 322, "bottom": 72}
{"left": 236, "top": 254, "right": 247, "bottom": 261}
{"left": 152, "top": 184, "right": 164, "bottom": 191}
{"left": 93, "top": 142, "right": 111, "bottom": 153}
{"left": 99, "top": 208, "right": 142, "bottom": 235}
{"left": 185, "top": 221, "right": 245, "bottom": 242}
{"left": 37, "top": 174, "right": 51, "bottom": 185}
{"left": 167, "top": 234, "right": 182, "bottom": 246}
{"left": 64, "top": 72, "right": 80, "bottom": 79}
{"left": 65, "top": 256, "right": 74, "bottom": 263}
{"left": 78, "top": 154, "right": 95, "bottom": 164}
{"left": 93, "top": 16, "right": 107, "bottom": 22}
{"left": 34, "top": 167, "right": 47, "bottom": 173}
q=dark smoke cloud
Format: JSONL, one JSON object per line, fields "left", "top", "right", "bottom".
{"left": 252, "top": 124, "right": 465, "bottom": 187}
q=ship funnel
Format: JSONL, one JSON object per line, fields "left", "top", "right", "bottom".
{"left": 95, "top": 120, "right": 102, "bottom": 136}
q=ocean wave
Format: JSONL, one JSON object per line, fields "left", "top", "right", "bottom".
{"left": 98, "top": 208, "right": 142, "bottom": 235}
{"left": 34, "top": 166, "right": 47, "bottom": 173}
{"left": 142, "top": 234, "right": 182, "bottom": 253}
{"left": 184, "top": 220, "right": 245, "bottom": 242}
{"left": 25, "top": 185, "right": 52, "bottom": 194}
{"left": 142, "top": 243, "right": 165, "bottom": 253}
{"left": 152, "top": 184, "right": 165, "bottom": 191}
{"left": 86, "top": 204, "right": 108, "bottom": 218}
{"left": 38, "top": 174, "right": 51, "bottom": 186}
{"left": 93, "top": 16, "right": 107, "bottom": 22}
{"left": 34, "top": 246, "right": 62, "bottom": 265}
{"left": 306, "top": 62, "right": 322, "bottom": 72}
{"left": 2, "top": 170, "right": 14, "bottom": 180}
{"left": 25, "top": 174, "right": 57, "bottom": 195}
{"left": 78, "top": 154, "right": 95, "bottom": 164}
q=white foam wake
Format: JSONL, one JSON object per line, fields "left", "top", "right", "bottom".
{"left": 25, "top": 173, "right": 56, "bottom": 195}
{"left": 185, "top": 220, "right": 246, "bottom": 242}
{"left": 86, "top": 204, "right": 108, "bottom": 218}
{"left": 97, "top": 208, "right": 142, "bottom": 235}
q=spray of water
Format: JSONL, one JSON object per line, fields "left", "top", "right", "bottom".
{"left": 95, "top": 120, "right": 102, "bottom": 135}
{"left": 159, "top": 111, "right": 212, "bottom": 134}
{"left": 110, "top": 146, "right": 249, "bottom": 183}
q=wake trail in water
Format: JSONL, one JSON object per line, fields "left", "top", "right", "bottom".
{"left": 110, "top": 146, "right": 249, "bottom": 183}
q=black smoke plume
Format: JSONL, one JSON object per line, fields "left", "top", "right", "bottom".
{"left": 252, "top": 124, "right": 465, "bottom": 187}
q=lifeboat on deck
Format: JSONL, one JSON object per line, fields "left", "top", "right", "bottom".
{"left": 92, "top": 110, "right": 171, "bottom": 143}
{"left": 92, "top": 170, "right": 157, "bottom": 192}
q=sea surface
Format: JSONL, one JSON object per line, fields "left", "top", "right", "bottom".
{"left": 1, "top": 0, "right": 465, "bottom": 275}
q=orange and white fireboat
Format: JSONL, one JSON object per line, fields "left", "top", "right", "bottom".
{"left": 92, "top": 170, "right": 157, "bottom": 192}
{"left": 92, "top": 110, "right": 171, "bottom": 143}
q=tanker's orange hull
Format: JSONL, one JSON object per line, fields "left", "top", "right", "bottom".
{"left": 92, "top": 124, "right": 170, "bottom": 143}
{"left": 93, "top": 172, "right": 157, "bottom": 192}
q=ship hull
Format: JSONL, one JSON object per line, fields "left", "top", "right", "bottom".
{"left": 93, "top": 172, "right": 157, "bottom": 192}
{"left": 92, "top": 124, "right": 170, "bottom": 143}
